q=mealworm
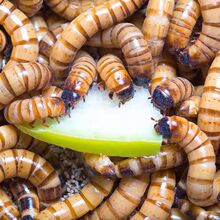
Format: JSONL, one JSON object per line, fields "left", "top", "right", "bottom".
{"left": 97, "top": 54, "right": 134, "bottom": 104}
{"left": 36, "top": 174, "right": 115, "bottom": 220}
{"left": 167, "top": 0, "right": 200, "bottom": 52}
{"left": 0, "top": 29, "right": 6, "bottom": 52}
{"left": 84, "top": 144, "right": 184, "bottom": 177}
{"left": 131, "top": 170, "right": 176, "bottom": 220}
{"left": 0, "top": 62, "right": 52, "bottom": 110}
{"left": 149, "top": 55, "right": 177, "bottom": 94}
{"left": 10, "top": 179, "right": 40, "bottom": 220}
{"left": 84, "top": 174, "right": 150, "bottom": 220}
{"left": 0, "top": 0, "right": 39, "bottom": 70}
{"left": 167, "top": 208, "right": 188, "bottom": 220}
{"left": 49, "top": 0, "right": 147, "bottom": 76}
{"left": 62, "top": 51, "right": 97, "bottom": 108}
{"left": 177, "top": 96, "right": 201, "bottom": 118}
{"left": 4, "top": 96, "right": 65, "bottom": 125}
{"left": 0, "top": 188, "right": 20, "bottom": 219}
{"left": 178, "top": 0, "right": 220, "bottom": 68}
{"left": 45, "top": 0, "right": 108, "bottom": 21}
{"left": 142, "top": 0, "right": 175, "bottom": 58}
{"left": 155, "top": 116, "right": 216, "bottom": 206}
{"left": 152, "top": 77, "right": 194, "bottom": 112}
{"left": 0, "top": 149, "right": 61, "bottom": 203}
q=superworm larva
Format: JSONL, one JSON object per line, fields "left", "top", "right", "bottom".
{"left": 0, "top": 149, "right": 61, "bottom": 203}
{"left": 0, "top": 29, "right": 6, "bottom": 52}
{"left": 97, "top": 54, "right": 134, "bottom": 104}
{"left": 37, "top": 175, "right": 115, "bottom": 220}
{"left": 84, "top": 174, "right": 150, "bottom": 220}
{"left": 0, "top": 188, "right": 20, "bottom": 219}
{"left": 4, "top": 96, "right": 65, "bottom": 125}
{"left": 179, "top": 0, "right": 220, "bottom": 68}
{"left": 0, "top": 0, "right": 39, "bottom": 70}
{"left": 155, "top": 116, "right": 216, "bottom": 206}
{"left": 167, "top": 0, "right": 200, "bottom": 52}
{"left": 84, "top": 144, "right": 184, "bottom": 177}
{"left": 0, "top": 62, "right": 52, "bottom": 110}
{"left": 142, "top": 0, "right": 175, "bottom": 58}
{"left": 152, "top": 77, "right": 194, "bottom": 112}
{"left": 49, "top": 0, "right": 147, "bottom": 76}
{"left": 62, "top": 51, "right": 97, "bottom": 108}
{"left": 149, "top": 55, "right": 177, "bottom": 94}
{"left": 131, "top": 170, "right": 176, "bottom": 220}
{"left": 10, "top": 179, "right": 40, "bottom": 220}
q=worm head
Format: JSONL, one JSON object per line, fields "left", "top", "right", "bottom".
{"left": 116, "top": 84, "right": 135, "bottom": 105}
{"left": 61, "top": 90, "right": 81, "bottom": 109}
{"left": 133, "top": 76, "right": 150, "bottom": 87}
{"left": 177, "top": 49, "right": 190, "bottom": 66}
{"left": 154, "top": 117, "right": 171, "bottom": 139}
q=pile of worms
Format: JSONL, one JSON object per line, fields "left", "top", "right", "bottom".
{"left": 0, "top": 0, "right": 220, "bottom": 219}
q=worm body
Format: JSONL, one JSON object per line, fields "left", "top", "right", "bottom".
{"left": 0, "top": 188, "right": 20, "bottom": 219}
{"left": 152, "top": 77, "right": 194, "bottom": 112}
{"left": 49, "top": 0, "right": 147, "bottom": 75}
{"left": 97, "top": 54, "right": 134, "bottom": 104}
{"left": 0, "top": 62, "right": 52, "bottom": 110}
{"left": 62, "top": 51, "right": 97, "bottom": 108}
{"left": 167, "top": 208, "right": 188, "bottom": 220}
{"left": 167, "top": 0, "right": 200, "bottom": 52}
{"left": 0, "top": 149, "right": 61, "bottom": 203}
{"left": 131, "top": 170, "right": 176, "bottom": 220}
{"left": 155, "top": 116, "right": 216, "bottom": 206}
{"left": 0, "top": 0, "right": 39, "bottom": 70}
{"left": 85, "top": 174, "right": 150, "bottom": 220}
{"left": 37, "top": 175, "right": 115, "bottom": 220}
{"left": 10, "top": 179, "right": 40, "bottom": 220}
{"left": 142, "top": 0, "right": 175, "bottom": 58}
{"left": 0, "top": 30, "right": 6, "bottom": 52}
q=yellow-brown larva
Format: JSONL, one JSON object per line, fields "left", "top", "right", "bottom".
{"left": 49, "top": 0, "right": 147, "bottom": 75}
{"left": 84, "top": 144, "right": 184, "bottom": 177}
{"left": 0, "top": 188, "right": 20, "bottom": 219}
{"left": 0, "top": 29, "right": 6, "bottom": 52}
{"left": 36, "top": 175, "right": 115, "bottom": 220}
{"left": 155, "top": 116, "right": 216, "bottom": 206}
{"left": 97, "top": 54, "right": 134, "bottom": 104}
{"left": 0, "top": 0, "right": 39, "bottom": 70}
{"left": 62, "top": 51, "right": 97, "bottom": 108}
{"left": 4, "top": 96, "right": 65, "bottom": 125}
{"left": 0, "top": 149, "right": 61, "bottom": 203}
{"left": 166, "top": 0, "right": 200, "bottom": 52}
{"left": 87, "top": 23, "right": 154, "bottom": 85}
{"left": 152, "top": 77, "right": 194, "bottom": 112}
{"left": 84, "top": 175, "right": 150, "bottom": 220}
{"left": 0, "top": 62, "right": 52, "bottom": 110}
{"left": 131, "top": 170, "right": 176, "bottom": 220}
{"left": 10, "top": 179, "right": 40, "bottom": 220}
{"left": 142, "top": 0, "right": 175, "bottom": 58}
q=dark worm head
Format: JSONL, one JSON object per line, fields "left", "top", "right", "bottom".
{"left": 61, "top": 89, "right": 81, "bottom": 109}
{"left": 133, "top": 76, "right": 150, "bottom": 87}
{"left": 152, "top": 87, "right": 174, "bottom": 111}
{"left": 116, "top": 85, "right": 135, "bottom": 104}
{"left": 21, "top": 216, "right": 34, "bottom": 220}
{"left": 154, "top": 117, "right": 171, "bottom": 139}
{"left": 177, "top": 49, "right": 190, "bottom": 66}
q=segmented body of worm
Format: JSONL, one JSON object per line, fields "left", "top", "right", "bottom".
{"left": 62, "top": 51, "right": 97, "bottom": 108}
{"left": 37, "top": 175, "right": 115, "bottom": 220}
{"left": 4, "top": 96, "right": 65, "bottom": 125}
{"left": 131, "top": 170, "right": 176, "bottom": 220}
{"left": 155, "top": 116, "right": 216, "bottom": 206}
{"left": 149, "top": 55, "right": 177, "bottom": 94}
{"left": 0, "top": 30, "right": 6, "bottom": 52}
{"left": 198, "top": 51, "right": 220, "bottom": 151}
{"left": 97, "top": 54, "right": 134, "bottom": 104}
{"left": 84, "top": 174, "right": 150, "bottom": 220}
{"left": 49, "top": 0, "right": 147, "bottom": 76}
{"left": 0, "top": 62, "right": 52, "bottom": 110}
{"left": 142, "top": 0, "right": 175, "bottom": 59}
{"left": 0, "top": 188, "right": 20, "bottom": 219}
{"left": 45, "top": 0, "right": 108, "bottom": 21}
{"left": 84, "top": 144, "right": 184, "bottom": 177}
{"left": 179, "top": 0, "right": 220, "bottom": 68}
{"left": 167, "top": 0, "right": 200, "bottom": 52}
{"left": 10, "top": 179, "right": 40, "bottom": 220}
{"left": 0, "top": 149, "right": 61, "bottom": 203}
{"left": 152, "top": 77, "right": 194, "bottom": 112}
{"left": 0, "top": 0, "right": 39, "bottom": 70}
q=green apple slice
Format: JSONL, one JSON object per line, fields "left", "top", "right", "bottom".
{"left": 17, "top": 86, "right": 162, "bottom": 157}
